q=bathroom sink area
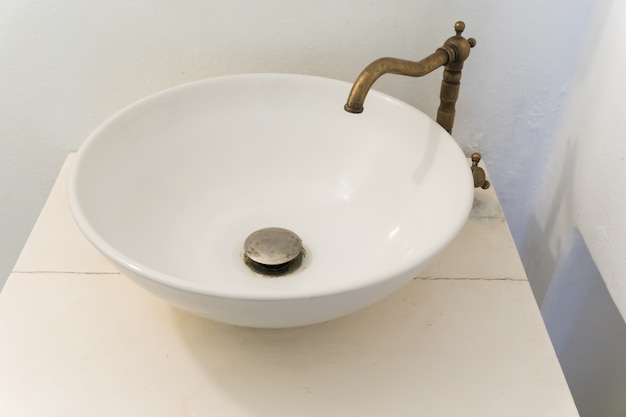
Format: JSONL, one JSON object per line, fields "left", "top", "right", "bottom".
{"left": 69, "top": 73, "right": 474, "bottom": 328}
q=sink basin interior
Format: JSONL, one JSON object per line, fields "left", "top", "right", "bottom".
{"left": 70, "top": 73, "right": 473, "bottom": 324}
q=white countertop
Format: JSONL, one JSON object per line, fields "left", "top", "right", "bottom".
{"left": 0, "top": 154, "right": 579, "bottom": 416}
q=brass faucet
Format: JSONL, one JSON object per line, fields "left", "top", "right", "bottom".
{"left": 344, "top": 21, "right": 489, "bottom": 189}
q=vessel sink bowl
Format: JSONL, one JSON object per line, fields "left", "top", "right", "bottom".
{"left": 69, "top": 73, "right": 473, "bottom": 328}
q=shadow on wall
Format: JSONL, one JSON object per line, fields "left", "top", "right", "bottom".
{"left": 521, "top": 134, "right": 578, "bottom": 305}
{"left": 541, "top": 230, "right": 626, "bottom": 417}
{"left": 521, "top": 130, "right": 626, "bottom": 417}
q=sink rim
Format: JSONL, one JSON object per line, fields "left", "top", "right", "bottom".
{"left": 68, "top": 73, "right": 473, "bottom": 302}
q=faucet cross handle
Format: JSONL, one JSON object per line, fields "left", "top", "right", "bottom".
{"left": 471, "top": 152, "right": 491, "bottom": 189}
{"left": 444, "top": 21, "right": 477, "bottom": 63}
{"left": 455, "top": 21, "right": 466, "bottom": 36}
{"left": 453, "top": 21, "right": 477, "bottom": 47}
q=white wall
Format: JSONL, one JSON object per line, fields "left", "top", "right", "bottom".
{"left": 522, "top": 0, "right": 626, "bottom": 317}
{"left": 521, "top": 0, "right": 626, "bottom": 415}
{"left": 0, "top": 0, "right": 593, "bottom": 284}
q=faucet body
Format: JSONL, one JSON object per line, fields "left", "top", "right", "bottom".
{"left": 344, "top": 21, "right": 476, "bottom": 135}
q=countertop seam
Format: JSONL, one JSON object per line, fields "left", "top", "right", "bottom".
{"left": 11, "top": 270, "right": 121, "bottom": 275}
{"left": 414, "top": 276, "right": 526, "bottom": 282}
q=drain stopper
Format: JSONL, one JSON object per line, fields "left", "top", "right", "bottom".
{"left": 243, "top": 227, "right": 304, "bottom": 276}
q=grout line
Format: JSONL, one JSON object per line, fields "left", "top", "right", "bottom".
{"left": 469, "top": 215, "right": 506, "bottom": 220}
{"left": 12, "top": 272, "right": 525, "bottom": 281}
{"left": 414, "top": 276, "right": 526, "bottom": 282}
{"left": 12, "top": 270, "right": 121, "bottom": 275}
{"left": 12, "top": 271, "right": 525, "bottom": 281}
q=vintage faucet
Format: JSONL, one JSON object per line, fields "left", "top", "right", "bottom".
{"left": 344, "top": 21, "right": 490, "bottom": 189}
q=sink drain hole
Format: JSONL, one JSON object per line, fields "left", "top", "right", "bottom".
{"left": 243, "top": 227, "right": 305, "bottom": 277}
{"left": 244, "top": 252, "right": 304, "bottom": 276}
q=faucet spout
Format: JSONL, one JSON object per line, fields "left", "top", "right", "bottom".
{"left": 344, "top": 51, "right": 450, "bottom": 114}
{"left": 344, "top": 21, "right": 476, "bottom": 134}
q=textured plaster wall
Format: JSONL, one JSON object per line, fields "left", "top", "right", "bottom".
{"left": 0, "top": 0, "right": 593, "bottom": 286}
{"left": 520, "top": 0, "right": 626, "bottom": 415}
{"left": 522, "top": 0, "right": 626, "bottom": 318}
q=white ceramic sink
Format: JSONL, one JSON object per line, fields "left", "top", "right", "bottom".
{"left": 69, "top": 73, "right": 473, "bottom": 328}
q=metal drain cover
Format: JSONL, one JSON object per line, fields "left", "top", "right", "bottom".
{"left": 243, "top": 227, "right": 304, "bottom": 276}
{"left": 244, "top": 227, "right": 303, "bottom": 265}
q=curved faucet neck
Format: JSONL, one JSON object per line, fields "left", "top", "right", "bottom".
{"left": 344, "top": 21, "right": 476, "bottom": 135}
